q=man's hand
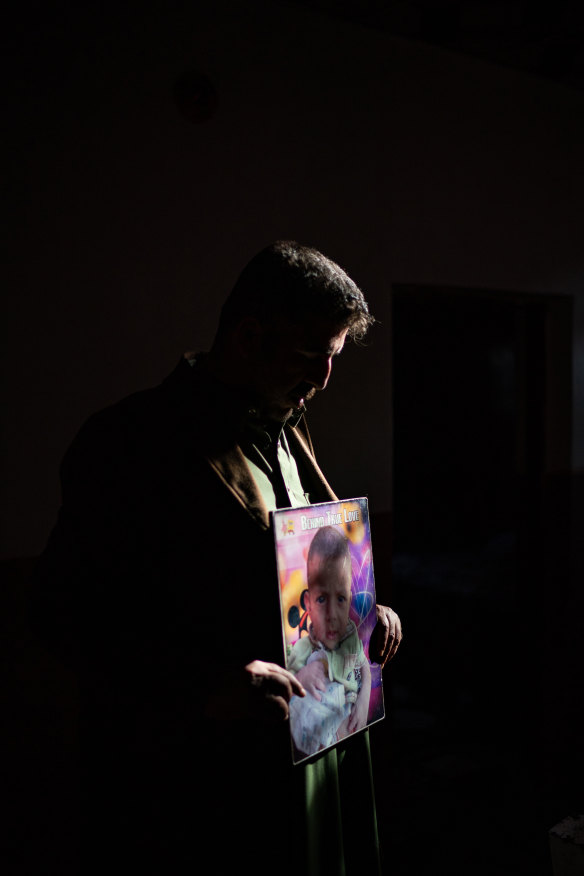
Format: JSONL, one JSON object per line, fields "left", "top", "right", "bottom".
{"left": 244, "top": 660, "right": 306, "bottom": 722}
{"left": 369, "top": 604, "right": 402, "bottom": 667}
{"left": 205, "top": 660, "right": 305, "bottom": 722}
{"left": 295, "top": 659, "right": 328, "bottom": 701}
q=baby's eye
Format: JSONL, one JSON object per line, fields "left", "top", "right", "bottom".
{"left": 316, "top": 595, "right": 326, "bottom": 604}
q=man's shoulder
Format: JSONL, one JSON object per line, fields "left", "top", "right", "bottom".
{"left": 82, "top": 358, "right": 201, "bottom": 431}
{"left": 61, "top": 359, "right": 200, "bottom": 472}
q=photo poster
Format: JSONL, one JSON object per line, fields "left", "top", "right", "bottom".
{"left": 272, "top": 497, "right": 385, "bottom": 765}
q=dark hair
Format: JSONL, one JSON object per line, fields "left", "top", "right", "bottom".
{"left": 307, "top": 526, "right": 351, "bottom": 583}
{"left": 218, "top": 241, "right": 374, "bottom": 340}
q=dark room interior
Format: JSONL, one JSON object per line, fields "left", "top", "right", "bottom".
{"left": 3, "top": 2, "right": 583, "bottom": 874}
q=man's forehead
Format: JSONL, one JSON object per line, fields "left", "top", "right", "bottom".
{"left": 281, "top": 319, "right": 349, "bottom": 354}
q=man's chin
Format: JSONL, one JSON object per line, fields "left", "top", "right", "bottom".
{"left": 265, "top": 398, "right": 306, "bottom": 423}
{"left": 263, "top": 404, "right": 294, "bottom": 424}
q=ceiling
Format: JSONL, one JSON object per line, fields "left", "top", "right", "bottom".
{"left": 291, "top": 0, "right": 584, "bottom": 92}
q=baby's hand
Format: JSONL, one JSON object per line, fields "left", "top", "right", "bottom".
{"left": 347, "top": 695, "right": 369, "bottom": 733}
{"left": 295, "top": 660, "right": 327, "bottom": 701}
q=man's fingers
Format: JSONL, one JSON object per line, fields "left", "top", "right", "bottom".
{"left": 266, "top": 666, "right": 305, "bottom": 701}
{"left": 291, "top": 675, "right": 306, "bottom": 697}
{"left": 266, "top": 693, "right": 291, "bottom": 720}
{"left": 372, "top": 606, "right": 403, "bottom": 667}
{"left": 245, "top": 660, "right": 306, "bottom": 718}
{"left": 375, "top": 604, "right": 390, "bottom": 655}
{"left": 385, "top": 617, "right": 403, "bottom": 663}
{"left": 281, "top": 666, "right": 306, "bottom": 698}
{"left": 391, "top": 616, "right": 403, "bottom": 654}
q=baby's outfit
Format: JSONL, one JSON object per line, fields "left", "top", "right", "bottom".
{"left": 288, "top": 621, "right": 366, "bottom": 756}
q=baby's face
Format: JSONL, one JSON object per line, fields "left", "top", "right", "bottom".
{"left": 306, "top": 554, "right": 352, "bottom": 650}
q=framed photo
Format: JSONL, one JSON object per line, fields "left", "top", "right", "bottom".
{"left": 272, "top": 498, "right": 384, "bottom": 765}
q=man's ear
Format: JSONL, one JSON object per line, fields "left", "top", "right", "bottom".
{"left": 233, "top": 316, "right": 263, "bottom": 361}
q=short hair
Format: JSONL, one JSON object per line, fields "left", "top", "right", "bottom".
{"left": 218, "top": 241, "right": 374, "bottom": 341}
{"left": 307, "top": 526, "right": 351, "bottom": 587}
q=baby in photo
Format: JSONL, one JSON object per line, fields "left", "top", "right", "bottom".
{"left": 288, "top": 526, "right": 371, "bottom": 757}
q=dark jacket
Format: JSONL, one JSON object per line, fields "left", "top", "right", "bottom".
{"left": 30, "top": 357, "right": 340, "bottom": 873}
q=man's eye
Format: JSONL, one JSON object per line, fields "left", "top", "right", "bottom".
{"left": 295, "top": 350, "right": 317, "bottom": 362}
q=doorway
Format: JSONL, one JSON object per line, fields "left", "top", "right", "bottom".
{"left": 386, "top": 285, "right": 573, "bottom": 875}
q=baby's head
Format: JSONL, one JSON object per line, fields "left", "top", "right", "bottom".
{"left": 305, "top": 526, "right": 352, "bottom": 650}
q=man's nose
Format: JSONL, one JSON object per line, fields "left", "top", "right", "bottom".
{"left": 308, "top": 356, "right": 333, "bottom": 391}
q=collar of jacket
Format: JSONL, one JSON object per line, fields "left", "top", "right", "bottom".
{"left": 161, "top": 356, "right": 337, "bottom": 530}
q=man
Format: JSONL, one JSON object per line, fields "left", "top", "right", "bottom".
{"left": 31, "top": 241, "right": 402, "bottom": 875}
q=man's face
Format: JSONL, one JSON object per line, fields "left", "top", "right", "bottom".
{"left": 305, "top": 554, "right": 352, "bottom": 650}
{"left": 252, "top": 319, "right": 348, "bottom": 422}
